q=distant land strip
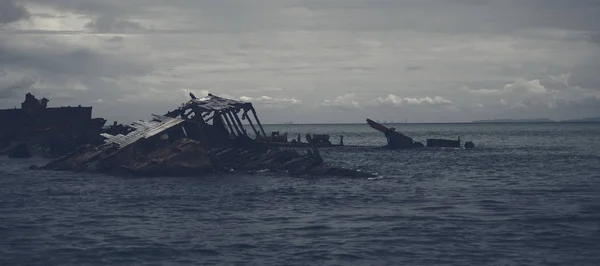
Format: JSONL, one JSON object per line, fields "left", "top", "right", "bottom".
{"left": 473, "top": 117, "right": 600, "bottom": 123}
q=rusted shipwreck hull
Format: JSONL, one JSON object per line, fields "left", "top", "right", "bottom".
{"left": 38, "top": 94, "right": 374, "bottom": 178}
{"left": 366, "top": 118, "right": 475, "bottom": 149}
{"left": 0, "top": 93, "right": 106, "bottom": 158}
{"left": 367, "top": 119, "right": 424, "bottom": 149}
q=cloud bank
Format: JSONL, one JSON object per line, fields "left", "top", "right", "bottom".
{"left": 0, "top": 0, "right": 598, "bottom": 123}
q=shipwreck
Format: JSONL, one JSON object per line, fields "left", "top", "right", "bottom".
{"left": 37, "top": 94, "right": 374, "bottom": 178}
{"left": 366, "top": 118, "right": 475, "bottom": 149}
{"left": 367, "top": 119, "right": 424, "bottom": 149}
{"left": 0, "top": 93, "right": 106, "bottom": 158}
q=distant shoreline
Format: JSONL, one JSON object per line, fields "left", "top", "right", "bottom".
{"left": 262, "top": 121, "right": 600, "bottom": 126}
{"left": 472, "top": 117, "right": 600, "bottom": 124}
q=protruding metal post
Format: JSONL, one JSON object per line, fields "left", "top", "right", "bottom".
{"left": 251, "top": 107, "right": 268, "bottom": 140}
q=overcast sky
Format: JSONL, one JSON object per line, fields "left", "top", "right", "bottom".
{"left": 1, "top": 0, "right": 599, "bottom": 123}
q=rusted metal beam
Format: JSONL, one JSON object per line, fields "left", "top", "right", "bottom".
{"left": 225, "top": 110, "right": 243, "bottom": 136}
{"left": 242, "top": 110, "right": 260, "bottom": 138}
{"left": 221, "top": 111, "right": 237, "bottom": 137}
{"left": 231, "top": 110, "right": 248, "bottom": 136}
{"left": 250, "top": 107, "right": 268, "bottom": 140}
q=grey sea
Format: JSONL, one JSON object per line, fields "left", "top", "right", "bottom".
{"left": 1, "top": 123, "right": 600, "bottom": 266}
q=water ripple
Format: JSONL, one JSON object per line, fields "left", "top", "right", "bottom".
{"left": 2, "top": 123, "right": 600, "bottom": 265}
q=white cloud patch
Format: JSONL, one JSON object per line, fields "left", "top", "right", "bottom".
{"left": 322, "top": 93, "right": 362, "bottom": 109}
{"left": 238, "top": 87, "right": 284, "bottom": 94}
{"left": 321, "top": 93, "right": 454, "bottom": 110}
{"left": 463, "top": 74, "right": 600, "bottom": 114}
{"left": 463, "top": 79, "right": 547, "bottom": 95}
{"left": 503, "top": 79, "right": 547, "bottom": 94}
{"left": 180, "top": 89, "right": 209, "bottom": 99}
{"left": 374, "top": 94, "right": 453, "bottom": 107}
{"left": 239, "top": 95, "right": 301, "bottom": 109}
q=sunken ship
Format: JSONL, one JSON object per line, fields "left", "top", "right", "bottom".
{"left": 0, "top": 93, "right": 106, "bottom": 158}
{"left": 36, "top": 93, "right": 375, "bottom": 178}
{"left": 366, "top": 118, "right": 475, "bottom": 149}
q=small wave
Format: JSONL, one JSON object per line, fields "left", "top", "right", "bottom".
{"left": 222, "top": 243, "right": 258, "bottom": 249}
{"left": 333, "top": 252, "right": 365, "bottom": 260}
{"left": 415, "top": 205, "right": 456, "bottom": 211}
{"left": 190, "top": 248, "right": 221, "bottom": 256}
{"left": 294, "top": 225, "right": 332, "bottom": 231}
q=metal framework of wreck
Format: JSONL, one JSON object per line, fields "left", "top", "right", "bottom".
{"left": 40, "top": 94, "right": 373, "bottom": 178}
{"left": 164, "top": 93, "right": 269, "bottom": 144}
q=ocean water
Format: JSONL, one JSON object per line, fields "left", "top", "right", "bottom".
{"left": 1, "top": 123, "right": 600, "bottom": 265}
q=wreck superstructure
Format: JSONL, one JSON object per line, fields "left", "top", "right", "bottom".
{"left": 164, "top": 93, "right": 269, "bottom": 144}
{"left": 40, "top": 93, "right": 374, "bottom": 178}
{"left": 0, "top": 93, "right": 99, "bottom": 136}
{"left": 0, "top": 93, "right": 106, "bottom": 158}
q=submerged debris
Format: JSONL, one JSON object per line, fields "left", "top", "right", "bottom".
{"left": 426, "top": 138, "right": 461, "bottom": 148}
{"left": 268, "top": 132, "right": 344, "bottom": 148}
{"left": 464, "top": 141, "right": 475, "bottom": 149}
{"left": 38, "top": 94, "right": 374, "bottom": 178}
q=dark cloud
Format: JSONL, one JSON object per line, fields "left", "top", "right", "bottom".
{"left": 0, "top": 32, "right": 154, "bottom": 113}
{"left": 0, "top": 0, "right": 30, "bottom": 24}
{"left": 85, "top": 14, "right": 144, "bottom": 33}
{"left": 588, "top": 32, "right": 600, "bottom": 45}
{"left": 0, "top": 75, "right": 36, "bottom": 99}
{"left": 0, "top": 36, "right": 150, "bottom": 78}
{"left": 20, "top": 0, "right": 600, "bottom": 36}
{"left": 1, "top": 0, "right": 599, "bottom": 122}
{"left": 107, "top": 36, "right": 124, "bottom": 43}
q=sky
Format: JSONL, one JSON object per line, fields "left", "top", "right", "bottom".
{"left": 1, "top": 0, "right": 599, "bottom": 123}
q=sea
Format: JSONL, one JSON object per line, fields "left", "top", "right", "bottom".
{"left": 1, "top": 123, "right": 599, "bottom": 266}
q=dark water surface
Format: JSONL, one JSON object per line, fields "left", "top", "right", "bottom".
{"left": 2, "top": 123, "right": 600, "bottom": 265}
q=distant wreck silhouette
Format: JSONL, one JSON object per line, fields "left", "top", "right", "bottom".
{"left": 367, "top": 119, "right": 475, "bottom": 149}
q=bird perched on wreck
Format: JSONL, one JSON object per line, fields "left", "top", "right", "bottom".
{"left": 189, "top": 92, "right": 197, "bottom": 100}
